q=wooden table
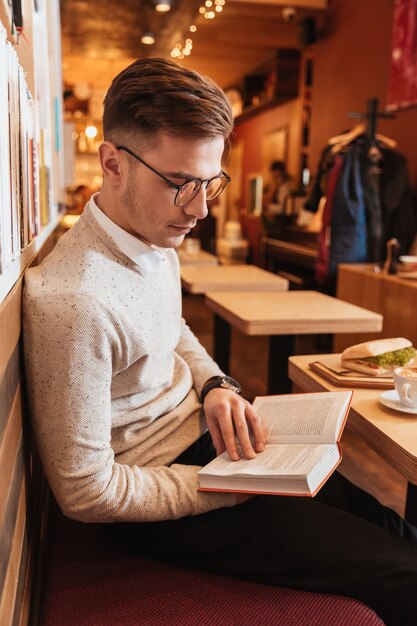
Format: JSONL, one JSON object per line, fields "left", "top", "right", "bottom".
{"left": 180, "top": 264, "right": 289, "bottom": 294}
{"left": 177, "top": 249, "right": 218, "bottom": 266}
{"left": 205, "top": 290, "right": 383, "bottom": 394}
{"left": 288, "top": 353, "right": 417, "bottom": 524}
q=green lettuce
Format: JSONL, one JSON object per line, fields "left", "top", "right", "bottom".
{"left": 364, "top": 346, "right": 416, "bottom": 367}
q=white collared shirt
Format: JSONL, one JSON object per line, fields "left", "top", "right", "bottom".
{"left": 89, "top": 192, "right": 165, "bottom": 271}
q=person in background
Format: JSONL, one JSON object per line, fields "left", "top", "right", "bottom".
{"left": 23, "top": 57, "right": 417, "bottom": 626}
{"left": 262, "top": 160, "right": 293, "bottom": 237}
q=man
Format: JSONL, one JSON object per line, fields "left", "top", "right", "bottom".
{"left": 262, "top": 159, "right": 293, "bottom": 238}
{"left": 23, "top": 58, "right": 417, "bottom": 626}
{"left": 263, "top": 160, "right": 292, "bottom": 214}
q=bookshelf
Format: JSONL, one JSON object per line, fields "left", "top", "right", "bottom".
{"left": 0, "top": 0, "right": 64, "bottom": 305}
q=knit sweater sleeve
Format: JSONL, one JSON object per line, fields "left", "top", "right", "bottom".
{"left": 175, "top": 319, "right": 225, "bottom": 396}
{"left": 23, "top": 288, "right": 236, "bottom": 523}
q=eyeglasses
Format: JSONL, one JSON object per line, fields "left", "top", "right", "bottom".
{"left": 116, "top": 145, "right": 231, "bottom": 208}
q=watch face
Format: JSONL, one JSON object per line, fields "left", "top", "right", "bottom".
{"left": 221, "top": 376, "right": 241, "bottom": 392}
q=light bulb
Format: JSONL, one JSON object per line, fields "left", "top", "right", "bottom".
{"left": 85, "top": 125, "right": 98, "bottom": 139}
{"left": 141, "top": 32, "right": 155, "bottom": 45}
{"left": 155, "top": 0, "right": 172, "bottom": 11}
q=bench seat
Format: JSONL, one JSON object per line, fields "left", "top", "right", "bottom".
{"left": 38, "top": 498, "right": 385, "bottom": 626}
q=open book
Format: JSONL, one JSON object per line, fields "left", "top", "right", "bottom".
{"left": 198, "top": 390, "right": 353, "bottom": 497}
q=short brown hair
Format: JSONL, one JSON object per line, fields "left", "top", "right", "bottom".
{"left": 103, "top": 57, "right": 233, "bottom": 145}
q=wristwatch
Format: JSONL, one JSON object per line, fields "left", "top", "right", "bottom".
{"left": 200, "top": 375, "right": 242, "bottom": 403}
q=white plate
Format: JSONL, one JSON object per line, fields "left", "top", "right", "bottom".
{"left": 378, "top": 390, "right": 417, "bottom": 415}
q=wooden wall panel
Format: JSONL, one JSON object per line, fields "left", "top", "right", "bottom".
{"left": 0, "top": 482, "right": 27, "bottom": 626}
{"left": 0, "top": 231, "right": 57, "bottom": 626}
{"left": 0, "top": 281, "right": 22, "bottom": 382}
{"left": 0, "top": 389, "right": 22, "bottom": 515}
{"left": 0, "top": 348, "right": 20, "bottom": 456}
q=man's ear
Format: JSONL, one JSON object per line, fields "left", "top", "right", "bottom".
{"left": 98, "top": 141, "right": 125, "bottom": 187}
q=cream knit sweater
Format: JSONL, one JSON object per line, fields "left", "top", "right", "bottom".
{"left": 23, "top": 204, "right": 236, "bottom": 522}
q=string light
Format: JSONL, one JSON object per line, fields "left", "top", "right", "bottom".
{"left": 171, "top": 1, "right": 226, "bottom": 59}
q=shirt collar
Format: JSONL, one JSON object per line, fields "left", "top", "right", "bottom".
{"left": 88, "top": 193, "right": 165, "bottom": 270}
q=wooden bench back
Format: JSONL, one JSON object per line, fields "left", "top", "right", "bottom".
{"left": 0, "top": 234, "right": 57, "bottom": 626}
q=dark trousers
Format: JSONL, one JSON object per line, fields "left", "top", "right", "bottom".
{"left": 116, "top": 433, "right": 417, "bottom": 626}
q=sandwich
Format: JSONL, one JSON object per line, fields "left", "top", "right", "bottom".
{"left": 341, "top": 337, "right": 416, "bottom": 376}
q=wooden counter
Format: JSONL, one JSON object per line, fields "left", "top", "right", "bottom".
{"left": 335, "top": 263, "right": 417, "bottom": 352}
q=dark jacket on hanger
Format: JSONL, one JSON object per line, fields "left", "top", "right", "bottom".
{"left": 306, "top": 139, "right": 417, "bottom": 284}
{"left": 329, "top": 144, "right": 368, "bottom": 279}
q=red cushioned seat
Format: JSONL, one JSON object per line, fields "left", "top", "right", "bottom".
{"left": 38, "top": 498, "right": 385, "bottom": 626}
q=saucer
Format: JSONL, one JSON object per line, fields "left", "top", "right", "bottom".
{"left": 378, "top": 390, "right": 417, "bottom": 415}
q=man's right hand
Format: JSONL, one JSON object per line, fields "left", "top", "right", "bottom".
{"left": 203, "top": 388, "right": 266, "bottom": 461}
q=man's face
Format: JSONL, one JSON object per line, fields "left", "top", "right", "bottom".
{"left": 118, "top": 133, "right": 225, "bottom": 248}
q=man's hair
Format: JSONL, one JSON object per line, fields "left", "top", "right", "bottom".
{"left": 103, "top": 57, "right": 234, "bottom": 145}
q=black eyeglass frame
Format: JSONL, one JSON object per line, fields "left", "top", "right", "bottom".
{"left": 116, "top": 145, "right": 231, "bottom": 207}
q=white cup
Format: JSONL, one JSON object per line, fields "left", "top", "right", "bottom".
{"left": 393, "top": 367, "right": 417, "bottom": 408}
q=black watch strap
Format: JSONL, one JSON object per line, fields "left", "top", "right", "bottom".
{"left": 200, "top": 375, "right": 242, "bottom": 403}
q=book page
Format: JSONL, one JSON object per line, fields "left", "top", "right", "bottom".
{"left": 253, "top": 391, "right": 352, "bottom": 444}
{"left": 199, "top": 443, "right": 338, "bottom": 478}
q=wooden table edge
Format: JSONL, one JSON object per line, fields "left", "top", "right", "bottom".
{"left": 186, "top": 283, "right": 289, "bottom": 295}
{"left": 204, "top": 297, "right": 383, "bottom": 336}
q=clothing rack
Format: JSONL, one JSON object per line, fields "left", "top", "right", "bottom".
{"left": 348, "top": 97, "right": 395, "bottom": 143}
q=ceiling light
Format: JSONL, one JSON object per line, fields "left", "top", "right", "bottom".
{"left": 73, "top": 82, "right": 92, "bottom": 100}
{"left": 85, "top": 125, "right": 98, "bottom": 139}
{"left": 141, "top": 32, "right": 155, "bottom": 45}
{"left": 154, "top": 0, "right": 172, "bottom": 11}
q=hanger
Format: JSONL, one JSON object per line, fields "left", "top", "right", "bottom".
{"left": 327, "top": 123, "right": 366, "bottom": 147}
{"left": 374, "top": 133, "right": 397, "bottom": 149}
{"left": 328, "top": 99, "right": 397, "bottom": 154}
{"left": 329, "top": 127, "right": 397, "bottom": 154}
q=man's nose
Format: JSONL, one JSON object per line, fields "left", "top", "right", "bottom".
{"left": 183, "top": 187, "right": 209, "bottom": 220}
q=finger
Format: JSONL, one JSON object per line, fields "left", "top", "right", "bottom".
{"left": 230, "top": 401, "right": 257, "bottom": 460}
{"left": 217, "top": 403, "right": 240, "bottom": 461}
{"left": 245, "top": 405, "right": 266, "bottom": 452}
{"left": 208, "top": 422, "right": 226, "bottom": 456}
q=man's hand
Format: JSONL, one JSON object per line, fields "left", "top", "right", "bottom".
{"left": 203, "top": 388, "right": 266, "bottom": 461}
